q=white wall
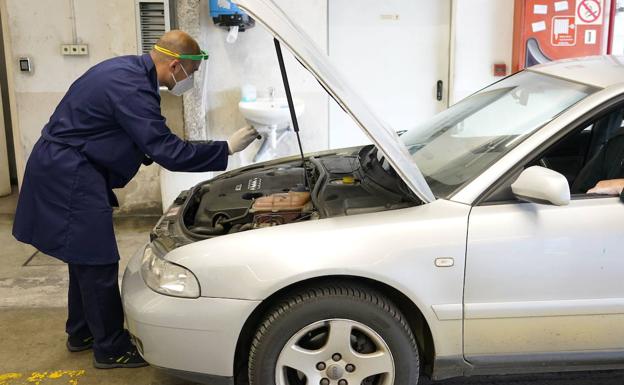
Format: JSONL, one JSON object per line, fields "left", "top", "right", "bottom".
{"left": 198, "top": 0, "right": 517, "bottom": 165}
{"left": 198, "top": 0, "right": 329, "bottom": 170}
{"left": 3, "top": 0, "right": 517, "bottom": 212}
{"left": 196, "top": 0, "right": 515, "bottom": 167}
{"left": 611, "top": 0, "right": 624, "bottom": 55}
{"left": 450, "top": 0, "right": 515, "bottom": 104}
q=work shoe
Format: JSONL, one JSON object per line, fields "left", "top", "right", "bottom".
{"left": 66, "top": 335, "right": 94, "bottom": 352}
{"left": 93, "top": 346, "right": 148, "bottom": 369}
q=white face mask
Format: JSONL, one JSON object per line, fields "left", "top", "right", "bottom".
{"left": 169, "top": 64, "right": 194, "bottom": 96}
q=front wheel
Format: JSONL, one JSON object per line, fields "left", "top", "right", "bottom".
{"left": 248, "top": 284, "right": 420, "bottom": 385}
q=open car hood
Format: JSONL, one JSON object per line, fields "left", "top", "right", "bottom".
{"left": 233, "top": 0, "right": 435, "bottom": 203}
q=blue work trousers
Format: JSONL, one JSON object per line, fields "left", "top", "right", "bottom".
{"left": 65, "top": 263, "right": 132, "bottom": 360}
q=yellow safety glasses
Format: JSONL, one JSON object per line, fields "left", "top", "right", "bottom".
{"left": 153, "top": 44, "right": 209, "bottom": 61}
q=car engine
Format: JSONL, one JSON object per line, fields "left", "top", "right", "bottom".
{"left": 182, "top": 147, "right": 419, "bottom": 239}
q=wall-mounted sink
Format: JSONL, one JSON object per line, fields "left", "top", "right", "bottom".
{"left": 239, "top": 97, "right": 306, "bottom": 163}
{"left": 238, "top": 97, "right": 305, "bottom": 128}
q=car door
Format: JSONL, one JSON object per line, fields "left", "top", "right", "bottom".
{"left": 463, "top": 116, "right": 624, "bottom": 367}
{"left": 464, "top": 194, "right": 624, "bottom": 367}
{"left": 464, "top": 195, "right": 624, "bottom": 365}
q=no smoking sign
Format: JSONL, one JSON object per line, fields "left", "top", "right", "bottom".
{"left": 576, "top": 0, "right": 604, "bottom": 25}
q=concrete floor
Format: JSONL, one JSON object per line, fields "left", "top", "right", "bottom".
{"left": 0, "top": 187, "right": 189, "bottom": 385}
{"left": 1, "top": 188, "right": 623, "bottom": 385}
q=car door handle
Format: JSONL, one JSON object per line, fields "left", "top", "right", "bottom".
{"left": 437, "top": 80, "right": 444, "bottom": 101}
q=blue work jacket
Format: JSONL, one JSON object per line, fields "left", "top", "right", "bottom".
{"left": 12, "top": 54, "right": 229, "bottom": 264}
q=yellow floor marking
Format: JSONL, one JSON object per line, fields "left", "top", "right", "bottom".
{"left": 0, "top": 370, "right": 85, "bottom": 385}
{"left": 0, "top": 373, "right": 22, "bottom": 385}
{"left": 26, "top": 371, "right": 46, "bottom": 384}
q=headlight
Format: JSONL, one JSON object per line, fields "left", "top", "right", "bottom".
{"left": 140, "top": 245, "right": 200, "bottom": 298}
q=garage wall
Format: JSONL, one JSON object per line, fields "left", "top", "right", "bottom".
{"left": 3, "top": 0, "right": 188, "bottom": 214}
{"left": 196, "top": 0, "right": 329, "bottom": 170}
{"left": 450, "top": 0, "right": 515, "bottom": 104}
{"left": 611, "top": 0, "right": 624, "bottom": 55}
{"left": 4, "top": 0, "right": 516, "bottom": 214}
{"left": 197, "top": 0, "right": 515, "bottom": 166}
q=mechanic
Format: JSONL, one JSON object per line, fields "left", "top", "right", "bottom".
{"left": 12, "top": 30, "right": 258, "bottom": 368}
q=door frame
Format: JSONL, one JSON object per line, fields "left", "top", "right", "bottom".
{"left": 0, "top": 72, "right": 9, "bottom": 196}
{"left": 0, "top": 2, "right": 24, "bottom": 191}
{"left": 448, "top": 0, "right": 458, "bottom": 106}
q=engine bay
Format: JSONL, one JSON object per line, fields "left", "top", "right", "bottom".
{"left": 182, "top": 146, "right": 420, "bottom": 239}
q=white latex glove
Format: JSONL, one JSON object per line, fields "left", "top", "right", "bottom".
{"left": 587, "top": 179, "right": 624, "bottom": 195}
{"left": 227, "top": 125, "right": 259, "bottom": 155}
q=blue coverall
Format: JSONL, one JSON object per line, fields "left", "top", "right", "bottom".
{"left": 12, "top": 53, "right": 228, "bottom": 359}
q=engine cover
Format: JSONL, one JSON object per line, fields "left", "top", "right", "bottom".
{"left": 194, "top": 165, "right": 306, "bottom": 226}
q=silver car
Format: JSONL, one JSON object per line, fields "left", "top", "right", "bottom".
{"left": 122, "top": 0, "right": 624, "bottom": 384}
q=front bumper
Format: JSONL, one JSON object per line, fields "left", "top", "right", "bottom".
{"left": 121, "top": 244, "right": 261, "bottom": 379}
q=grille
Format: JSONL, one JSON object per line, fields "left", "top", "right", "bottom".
{"left": 137, "top": 2, "right": 166, "bottom": 54}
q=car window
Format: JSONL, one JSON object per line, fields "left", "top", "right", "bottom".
{"left": 400, "top": 71, "right": 597, "bottom": 198}
{"left": 482, "top": 106, "right": 624, "bottom": 204}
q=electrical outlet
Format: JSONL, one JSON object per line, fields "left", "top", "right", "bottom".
{"left": 61, "top": 44, "right": 89, "bottom": 56}
{"left": 73, "top": 44, "right": 89, "bottom": 55}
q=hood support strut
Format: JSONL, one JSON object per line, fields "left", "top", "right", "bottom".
{"left": 274, "top": 38, "right": 309, "bottom": 187}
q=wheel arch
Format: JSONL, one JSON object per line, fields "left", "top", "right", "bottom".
{"left": 232, "top": 275, "right": 436, "bottom": 384}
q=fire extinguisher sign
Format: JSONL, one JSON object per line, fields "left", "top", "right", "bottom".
{"left": 576, "top": 0, "right": 604, "bottom": 25}
{"left": 552, "top": 16, "right": 577, "bottom": 46}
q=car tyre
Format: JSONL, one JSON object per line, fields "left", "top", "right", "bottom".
{"left": 248, "top": 284, "right": 420, "bottom": 385}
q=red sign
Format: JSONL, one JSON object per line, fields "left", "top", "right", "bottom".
{"left": 577, "top": 0, "right": 602, "bottom": 24}
{"left": 512, "top": 0, "right": 612, "bottom": 72}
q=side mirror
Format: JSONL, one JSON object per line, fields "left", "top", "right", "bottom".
{"left": 511, "top": 166, "right": 570, "bottom": 206}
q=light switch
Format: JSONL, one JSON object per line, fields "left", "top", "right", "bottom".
{"left": 18, "top": 57, "right": 32, "bottom": 73}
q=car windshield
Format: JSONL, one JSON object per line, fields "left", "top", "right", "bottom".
{"left": 399, "top": 71, "right": 598, "bottom": 198}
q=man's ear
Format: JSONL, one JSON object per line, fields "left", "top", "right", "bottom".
{"left": 168, "top": 59, "right": 181, "bottom": 73}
